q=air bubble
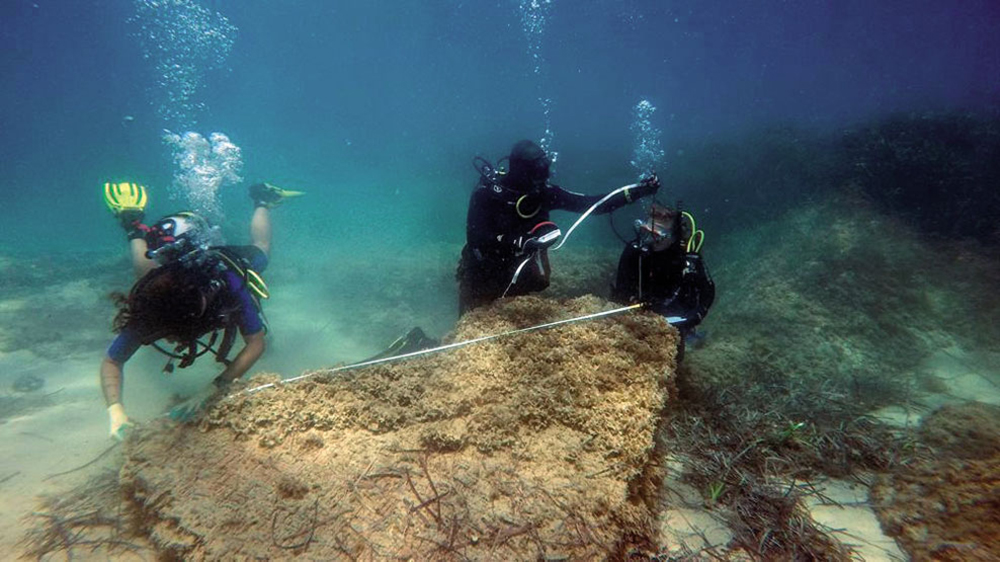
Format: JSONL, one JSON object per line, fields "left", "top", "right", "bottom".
{"left": 131, "top": 0, "right": 237, "bottom": 129}
{"left": 630, "top": 99, "right": 665, "bottom": 180}
{"left": 163, "top": 131, "right": 243, "bottom": 220}
{"left": 518, "top": 1, "right": 557, "bottom": 167}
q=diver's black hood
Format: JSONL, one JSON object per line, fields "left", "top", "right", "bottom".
{"left": 504, "top": 139, "right": 550, "bottom": 192}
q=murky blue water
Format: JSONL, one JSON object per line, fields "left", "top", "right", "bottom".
{"left": 0, "top": 1, "right": 998, "bottom": 554}
{"left": 2, "top": 0, "right": 995, "bottom": 252}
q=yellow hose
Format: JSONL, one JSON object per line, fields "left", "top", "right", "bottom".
{"left": 681, "top": 211, "right": 705, "bottom": 253}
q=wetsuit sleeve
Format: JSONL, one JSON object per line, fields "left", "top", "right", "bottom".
{"left": 224, "top": 271, "right": 264, "bottom": 336}
{"left": 690, "top": 254, "right": 716, "bottom": 320}
{"left": 667, "top": 253, "right": 715, "bottom": 329}
{"left": 107, "top": 328, "right": 142, "bottom": 364}
{"left": 546, "top": 185, "right": 635, "bottom": 215}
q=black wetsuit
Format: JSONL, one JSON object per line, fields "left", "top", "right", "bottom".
{"left": 611, "top": 241, "right": 715, "bottom": 335}
{"left": 457, "top": 178, "right": 636, "bottom": 313}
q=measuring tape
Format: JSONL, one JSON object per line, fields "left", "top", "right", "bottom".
{"left": 237, "top": 303, "right": 643, "bottom": 396}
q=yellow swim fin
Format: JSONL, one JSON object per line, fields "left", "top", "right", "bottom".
{"left": 104, "top": 182, "right": 148, "bottom": 216}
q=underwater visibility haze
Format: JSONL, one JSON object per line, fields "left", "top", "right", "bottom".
{"left": 2, "top": 0, "right": 997, "bottom": 250}
{"left": 1, "top": 0, "right": 1000, "bottom": 559}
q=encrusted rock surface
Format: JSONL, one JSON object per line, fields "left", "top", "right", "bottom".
{"left": 120, "top": 295, "right": 678, "bottom": 560}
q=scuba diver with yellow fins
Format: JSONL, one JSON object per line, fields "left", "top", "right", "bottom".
{"left": 99, "top": 181, "right": 303, "bottom": 440}
{"left": 610, "top": 202, "right": 715, "bottom": 360}
{"left": 457, "top": 139, "right": 661, "bottom": 314}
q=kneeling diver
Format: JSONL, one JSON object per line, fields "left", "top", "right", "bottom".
{"left": 611, "top": 203, "right": 715, "bottom": 360}
{"left": 457, "top": 139, "right": 660, "bottom": 314}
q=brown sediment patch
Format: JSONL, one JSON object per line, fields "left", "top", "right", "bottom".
{"left": 117, "top": 295, "right": 678, "bottom": 560}
{"left": 872, "top": 402, "right": 1000, "bottom": 560}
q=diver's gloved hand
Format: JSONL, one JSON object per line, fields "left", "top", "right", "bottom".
{"left": 118, "top": 210, "right": 147, "bottom": 240}
{"left": 249, "top": 182, "right": 306, "bottom": 209}
{"left": 517, "top": 221, "right": 562, "bottom": 254}
{"left": 168, "top": 383, "right": 223, "bottom": 422}
{"left": 107, "top": 403, "right": 134, "bottom": 441}
{"left": 632, "top": 174, "right": 661, "bottom": 199}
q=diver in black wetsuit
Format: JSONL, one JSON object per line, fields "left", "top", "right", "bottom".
{"left": 457, "top": 139, "right": 660, "bottom": 314}
{"left": 611, "top": 203, "right": 715, "bottom": 360}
